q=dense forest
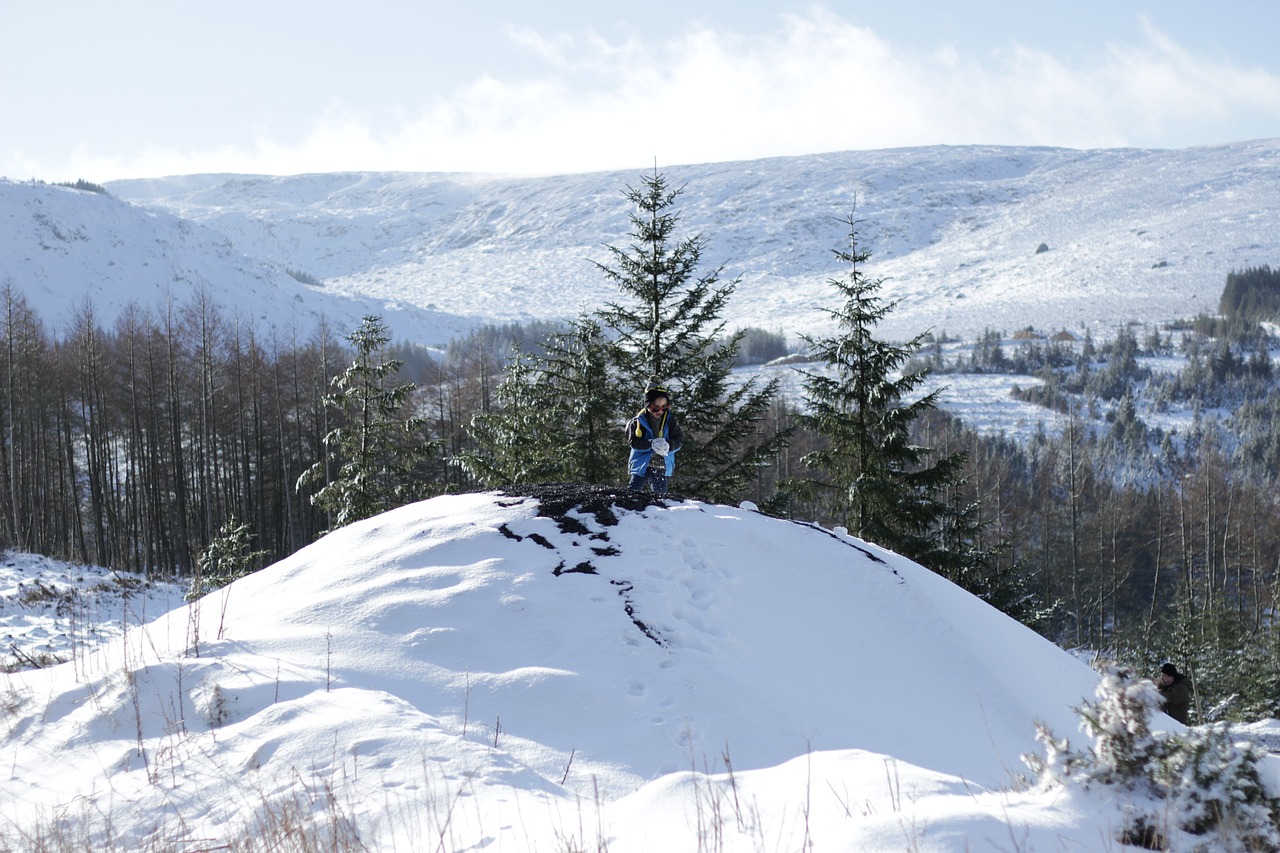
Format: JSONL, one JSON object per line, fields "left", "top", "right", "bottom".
{"left": 4, "top": 179, "right": 1280, "bottom": 724}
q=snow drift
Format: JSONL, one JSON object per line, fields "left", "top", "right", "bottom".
{"left": 1, "top": 487, "right": 1123, "bottom": 849}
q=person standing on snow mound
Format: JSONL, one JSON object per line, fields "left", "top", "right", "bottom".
{"left": 627, "top": 377, "right": 683, "bottom": 494}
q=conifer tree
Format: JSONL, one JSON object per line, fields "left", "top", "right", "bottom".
{"left": 187, "top": 516, "right": 268, "bottom": 599}
{"left": 595, "top": 169, "right": 788, "bottom": 502}
{"left": 459, "top": 316, "right": 619, "bottom": 486}
{"left": 457, "top": 347, "right": 549, "bottom": 486}
{"left": 794, "top": 213, "right": 966, "bottom": 561}
{"left": 297, "top": 316, "right": 440, "bottom": 529}
{"left": 531, "top": 316, "right": 619, "bottom": 484}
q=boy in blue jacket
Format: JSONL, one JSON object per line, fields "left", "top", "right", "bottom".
{"left": 627, "top": 377, "right": 683, "bottom": 494}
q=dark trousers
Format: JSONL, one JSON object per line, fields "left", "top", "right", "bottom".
{"left": 628, "top": 468, "right": 669, "bottom": 494}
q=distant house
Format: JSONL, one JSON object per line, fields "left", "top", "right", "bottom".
{"left": 1011, "top": 328, "right": 1043, "bottom": 341}
{"left": 1050, "top": 330, "right": 1079, "bottom": 343}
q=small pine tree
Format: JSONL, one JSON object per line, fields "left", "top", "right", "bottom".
{"left": 1074, "top": 665, "right": 1165, "bottom": 786}
{"left": 595, "top": 169, "right": 789, "bottom": 502}
{"left": 187, "top": 516, "right": 268, "bottom": 600}
{"left": 297, "top": 316, "right": 442, "bottom": 530}
{"left": 931, "top": 486, "right": 1048, "bottom": 626}
{"left": 458, "top": 347, "right": 556, "bottom": 486}
{"left": 792, "top": 212, "right": 965, "bottom": 562}
{"left": 459, "top": 316, "right": 620, "bottom": 486}
{"left": 1024, "top": 664, "right": 1280, "bottom": 851}
{"left": 539, "top": 316, "right": 620, "bottom": 484}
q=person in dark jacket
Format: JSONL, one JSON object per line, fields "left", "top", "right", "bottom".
{"left": 627, "top": 377, "right": 683, "bottom": 494}
{"left": 1156, "top": 662, "right": 1192, "bottom": 724}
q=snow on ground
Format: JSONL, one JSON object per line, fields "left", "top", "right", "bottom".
{"left": 0, "top": 180, "right": 476, "bottom": 344}
{"left": 1238, "top": 720, "right": 1280, "bottom": 757}
{"left": 101, "top": 140, "right": 1280, "bottom": 347}
{"left": 745, "top": 335, "right": 1210, "bottom": 445}
{"left": 748, "top": 354, "right": 1072, "bottom": 443}
{"left": 933, "top": 373, "right": 1063, "bottom": 438}
{"left": 0, "top": 552, "right": 185, "bottom": 673}
{"left": 2, "top": 486, "right": 1222, "bottom": 851}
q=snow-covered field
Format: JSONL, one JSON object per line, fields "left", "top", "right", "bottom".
{"left": 6, "top": 486, "right": 1266, "bottom": 851}
{"left": 0, "top": 553, "right": 185, "bottom": 673}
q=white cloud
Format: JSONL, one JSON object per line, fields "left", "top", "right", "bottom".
{"left": 26, "top": 8, "right": 1280, "bottom": 180}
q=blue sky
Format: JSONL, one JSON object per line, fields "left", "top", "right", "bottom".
{"left": 3, "top": 1, "right": 1279, "bottom": 179}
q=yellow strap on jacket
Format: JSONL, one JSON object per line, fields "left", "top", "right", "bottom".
{"left": 635, "top": 411, "right": 667, "bottom": 439}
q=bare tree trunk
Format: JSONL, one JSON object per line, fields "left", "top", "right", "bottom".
{"left": 165, "top": 302, "right": 192, "bottom": 576}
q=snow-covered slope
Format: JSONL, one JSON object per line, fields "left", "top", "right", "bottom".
{"left": 108, "top": 140, "right": 1280, "bottom": 345}
{"left": 0, "top": 180, "right": 475, "bottom": 342}
{"left": 1, "top": 487, "right": 1128, "bottom": 849}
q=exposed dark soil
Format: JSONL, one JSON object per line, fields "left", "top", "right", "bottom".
{"left": 499, "top": 481, "right": 680, "bottom": 522}
{"left": 495, "top": 483, "right": 680, "bottom": 532}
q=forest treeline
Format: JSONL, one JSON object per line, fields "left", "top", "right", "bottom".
{"left": 4, "top": 179, "right": 1280, "bottom": 723}
{"left": 0, "top": 285, "right": 787, "bottom": 578}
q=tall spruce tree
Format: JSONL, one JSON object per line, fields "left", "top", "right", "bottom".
{"left": 595, "top": 169, "right": 788, "bottom": 503}
{"left": 459, "top": 316, "right": 619, "bottom": 485}
{"left": 297, "top": 316, "right": 440, "bottom": 529}
{"left": 795, "top": 213, "right": 966, "bottom": 562}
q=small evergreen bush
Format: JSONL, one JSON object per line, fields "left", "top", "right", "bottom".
{"left": 188, "top": 517, "right": 268, "bottom": 600}
{"left": 1024, "top": 664, "right": 1280, "bottom": 851}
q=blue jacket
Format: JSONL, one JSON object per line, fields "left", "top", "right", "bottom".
{"left": 627, "top": 409, "right": 682, "bottom": 477}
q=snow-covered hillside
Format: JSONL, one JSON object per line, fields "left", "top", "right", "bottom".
{"left": 2, "top": 486, "right": 1193, "bottom": 850}
{"left": 0, "top": 180, "right": 474, "bottom": 342}
{"left": 107, "top": 140, "right": 1280, "bottom": 345}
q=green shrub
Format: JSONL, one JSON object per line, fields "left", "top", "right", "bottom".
{"left": 188, "top": 517, "right": 268, "bottom": 600}
{"left": 1024, "top": 664, "right": 1280, "bottom": 851}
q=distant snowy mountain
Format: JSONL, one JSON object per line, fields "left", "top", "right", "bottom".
{"left": 2, "top": 486, "right": 1135, "bottom": 849}
{"left": 0, "top": 180, "right": 475, "bottom": 343}
{"left": 4, "top": 142, "right": 1277, "bottom": 349}
{"left": 107, "top": 140, "right": 1280, "bottom": 346}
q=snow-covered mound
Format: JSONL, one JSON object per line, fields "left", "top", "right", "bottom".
{"left": 108, "top": 140, "right": 1280, "bottom": 344}
{"left": 0, "top": 179, "right": 474, "bottom": 342}
{"left": 0, "top": 487, "right": 1124, "bottom": 849}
